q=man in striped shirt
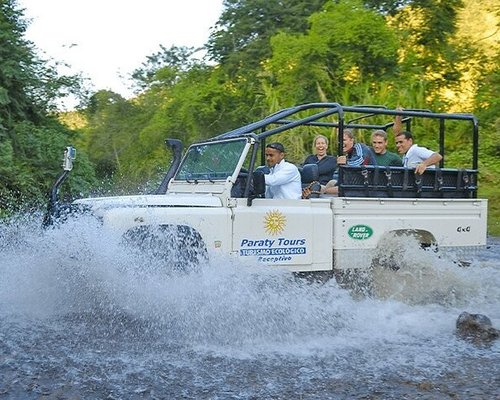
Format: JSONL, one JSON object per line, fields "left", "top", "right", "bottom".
{"left": 338, "top": 129, "right": 377, "bottom": 167}
{"left": 322, "top": 129, "right": 377, "bottom": 195}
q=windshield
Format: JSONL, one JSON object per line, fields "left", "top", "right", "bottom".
{"left": 175, "top": 139, "right": 248, "bottom": 181}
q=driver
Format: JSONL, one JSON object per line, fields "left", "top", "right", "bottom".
{"left": 264, "top": 142, "right": 301, "bottom": 199}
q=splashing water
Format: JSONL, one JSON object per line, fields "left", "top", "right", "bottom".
{"left": 0, "top": 214, "right": 498, "bottom": 398}
{"left": 370, "top": 232, "right": 495, "bottom": 306}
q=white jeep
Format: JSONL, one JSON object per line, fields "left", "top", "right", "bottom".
{"left": 45, "top": 103, "right": 488, "bottom": 287}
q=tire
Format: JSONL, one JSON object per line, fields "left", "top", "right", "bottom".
{"left": 370, "top": 230, "right": 438, "bottom": 302}
{"left": 122, "top": 224, "right": 208, "bottom": 274}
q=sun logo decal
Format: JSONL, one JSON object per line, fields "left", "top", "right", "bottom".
{"left": 264, "top": 210, "right": 286, "bottom": 235}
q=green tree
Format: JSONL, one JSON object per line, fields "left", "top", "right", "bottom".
{"left": 80, "top": 90, "right": 143, "bottom": 179}
{"left": 207, "top": 0, "right": 326, "bottom": 76}
{"left": 0, "top": 0, "right": 96, "bottom": 213}
{"left": 265, "top": 0, "right": 399, "bottom": 104}
{"left": 131, "top": 45, "right": 198, "bottom": 91}
{"left": 363, "top": 0, "right": 411, "bottom": 14}
{"left": 0, "top": 0, "right": 41, "bottom": 129}
{"left": 387, "top": 0, "right": 466, "bottom": 103}
{"left": 125, "top": 63, "right": 268, "bottom": 186}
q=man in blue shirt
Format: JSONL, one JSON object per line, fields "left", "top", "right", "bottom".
{"left": 264, "top": 142, "right": 302, "bottom": 199}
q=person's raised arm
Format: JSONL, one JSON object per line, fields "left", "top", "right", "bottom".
{"left": 414, "top": 152, "right": 443, "bottom": 175}
{"left": 393, "top": 106, "right": 403, "bottom": 136}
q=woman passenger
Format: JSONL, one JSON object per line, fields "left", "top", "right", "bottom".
{"left": 302, "top": 134, "right": 337, "bottom": 185}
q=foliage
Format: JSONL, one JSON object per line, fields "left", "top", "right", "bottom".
{"left": 206, "top": 0, "right": 325, "bottom": 75}
{"left": 265, "top": 0, "right": 399, "bottom": 104}
{"left": 386, "top": 0, "right": 467, "bottom": 104}
{"left": 0, "top": 119, "right": 96, "bottom": 212}
{"left": 80, "top": 91, "right": 138, "bottom": 176}
{"left": 2, "top": 0, "right": 499, "bottom": 233}
{"left": 0, "top": 0, "right": 42, "bottom": 128}
{"left": 363, "top": 0, "right": 411, "bottom": 15}
{"left": 0, "top": 0, "right": 95, "bottom": 215}
{"left": 0, "top": 0, "right": 83, "bottom": 126}
{"left": 131, "top": 45, "right": 199, "bottom": 91}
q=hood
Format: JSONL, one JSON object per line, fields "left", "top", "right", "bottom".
{"left": 73, "top": 193, "right": 223, "bottom": 210}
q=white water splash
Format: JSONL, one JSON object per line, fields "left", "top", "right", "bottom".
{"left": 1, "top": 215, "right": 499, "bottom": 399}
{"left": 0, "top": 215, "right": 498, "bottom": 356}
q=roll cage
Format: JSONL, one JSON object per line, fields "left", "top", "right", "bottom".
{"left": 167, "top": 103, "right": 479, "bottom": 199}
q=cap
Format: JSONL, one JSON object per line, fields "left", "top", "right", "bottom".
{"left": 266, "top": 142, "right": 285, "bottom": 153}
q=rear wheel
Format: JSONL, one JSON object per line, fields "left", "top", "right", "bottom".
{"left": 370, "top": 230, "right": 437, "bottom": 301}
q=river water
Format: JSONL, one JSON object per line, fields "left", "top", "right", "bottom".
{"left": 0, "top": 214, "right": 498, "bottom": 399}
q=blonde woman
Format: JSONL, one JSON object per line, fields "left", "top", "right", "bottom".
{"left": 302, "top": 134, "right": 337, "bottom": 185}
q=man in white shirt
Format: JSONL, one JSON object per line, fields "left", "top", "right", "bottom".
{"left": 395, "top": 131, "right": 443, "bottom": 175}
{"left": 264, "top": 142, "right": 302, "bottom": 199}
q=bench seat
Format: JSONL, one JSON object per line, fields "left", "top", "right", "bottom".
{"left": 339, "top": 165, "right": 477, "bottom": 198}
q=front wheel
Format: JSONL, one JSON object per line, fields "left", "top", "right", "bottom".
{"left": 121, "top": 224, "right": 208, "bottom": 274}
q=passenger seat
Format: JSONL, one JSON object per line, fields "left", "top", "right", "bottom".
{"left": 299, "top": 164, "right": 321, "bottom": 198}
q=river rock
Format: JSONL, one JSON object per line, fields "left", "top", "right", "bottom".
{"left": 456, "top": 311, "right": 500, "bottom": 345}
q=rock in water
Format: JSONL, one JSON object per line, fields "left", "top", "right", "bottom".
{"left": 456, "top": 311, "right": 500, "bottom": 346}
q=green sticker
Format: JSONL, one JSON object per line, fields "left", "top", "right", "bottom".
{"left": 348, "top": 224, "right": 373, "bottom": 240}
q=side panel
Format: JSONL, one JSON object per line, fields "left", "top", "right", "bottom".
{"left": 100, "top": 206, "right": 233, "bottom": 256}
{"left": 331, "top": 198, "right": 488, "bottom": 270}
{"left": 232, "top": 198, "right": 333, "bottom": 272}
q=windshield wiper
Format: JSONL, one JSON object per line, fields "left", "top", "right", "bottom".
{"left": 184, "top": 168, "right": 217, "bottom": 184}
{"left": 205, "top": 167, "right": 215, "bottom": 183}
{"left": 186, "top": 172, "right": 198, "bottom": 184}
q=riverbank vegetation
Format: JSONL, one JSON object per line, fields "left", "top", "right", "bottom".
{"left": 1, "top": 0, "right": 499, "bottom": 234}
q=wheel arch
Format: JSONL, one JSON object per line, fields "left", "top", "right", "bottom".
{"left": 376, "top": 228, "right": 437, "bottom": 249}
{"left": 122, "top": 223, "right": 209, "bottom": 272}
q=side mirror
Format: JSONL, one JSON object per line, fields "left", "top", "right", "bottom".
{"left": 43, "top": 146, "right": 76, "bottom": 228}
{"left": 63, "top": 146, "right": 76, "bottom": 171}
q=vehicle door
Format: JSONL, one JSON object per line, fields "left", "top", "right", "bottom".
{"left": 231, "top": 198, "right": 333, "bottom": 272}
